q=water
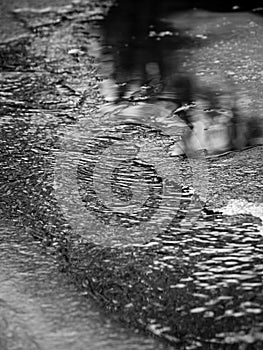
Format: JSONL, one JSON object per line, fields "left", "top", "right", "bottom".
{"left": 0, "top": 222, "right": 170, "bottom": 350}
{"left": 0, "top": 1, "right": 263, "bottom": 349}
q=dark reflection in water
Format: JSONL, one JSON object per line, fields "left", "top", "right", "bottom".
{"left": 99, "top": 0, "right": 263, "bottom": 154}
{"left": 100, "top": 0, "right": 197, "bottom": 101}
{"left": 0, "top": 2, "right": 263, "bottom": 349}
{"left": 100, "top": 0, "right": 263, "bottom": 100}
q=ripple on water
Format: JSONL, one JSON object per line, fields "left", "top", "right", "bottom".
{"left": 1, "top": 3, "right": 263, "bottom": 349}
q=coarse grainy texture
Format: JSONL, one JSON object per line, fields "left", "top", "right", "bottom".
{"left": 0, "top": 1, "right": 263, "bottom": 349}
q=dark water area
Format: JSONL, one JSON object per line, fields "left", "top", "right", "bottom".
{"left": 0, "top": 1, "right": 263, "bottom": 349}
{"left": 99, "top": 0, "right": 263, "bottom": 155}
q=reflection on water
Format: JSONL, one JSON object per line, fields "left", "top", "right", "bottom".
{"left": 100, "top": 0, "right": 196, "bottom": 101}
{"left": 0, "top": 1, "right": 263, "bottom": 349}
{"left": 99, "top": 1, "right": 263, "bottom": 155}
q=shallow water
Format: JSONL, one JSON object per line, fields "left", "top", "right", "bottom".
{"left": 0, "top": 1, "right": 263, "bottom": 349}
{"left": 0, "top": 222, "right": 172, "bottom": 350}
